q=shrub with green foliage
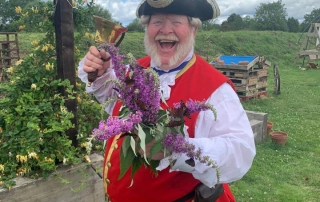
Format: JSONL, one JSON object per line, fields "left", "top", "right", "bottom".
{"left": 0, "top": 0, "right": 106, "bottom": 189}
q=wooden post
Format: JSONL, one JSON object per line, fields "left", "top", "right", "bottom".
{"left": 54, "top": 0, "right": 78, "bottom": 146}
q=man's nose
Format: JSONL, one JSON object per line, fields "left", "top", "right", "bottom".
{"left": 160, "top": 20, "right": 173, "bottom": 34}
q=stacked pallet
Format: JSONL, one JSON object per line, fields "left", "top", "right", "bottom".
{"left": 0, "top": 32, "right": 20, "bottom": 82}
{"left": 211, "top": 55, "right": 271, "bottom": 100}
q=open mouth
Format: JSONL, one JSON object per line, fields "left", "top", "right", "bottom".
{"left": 158, "top": 39, "right": 177, "bottom": 49}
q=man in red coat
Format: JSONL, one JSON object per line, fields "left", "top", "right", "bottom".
{"left": 78, "top": 0, "right": 256, "bottom": 201}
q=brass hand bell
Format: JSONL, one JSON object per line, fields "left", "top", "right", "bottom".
{"left": 87, "top": 15, "right": 127, "bottom": 87}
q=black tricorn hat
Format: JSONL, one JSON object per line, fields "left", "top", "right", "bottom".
{"left": 136, "top": 0, "right": 220, "bottom": 21}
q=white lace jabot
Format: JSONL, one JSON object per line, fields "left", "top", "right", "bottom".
{"left": 153, "top": 49, "right": 194, "bottom": 100}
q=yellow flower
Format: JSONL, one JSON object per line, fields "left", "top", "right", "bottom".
{"left": 31, "top": 40, "right": 39, "bottom": 47}
{"left": 63, "top": 158, "right": 69, "bottom": 164}
{"left": 90, "top": 34, "right": 95, "bottom": 40}
{"left": 60, "top": 106, "right": 67, "bottom": 113}
{"left": 84, "top": 155, "right": 91, "bottom": 163}
{"left": 0, "top": 164, "right": 4, "bottom": 172}
{"left": 16, "top": 155, "right": 28, "bottom": 163}
{"left": 39, "top": 137, "right": 43, "bottom": 142}
{"left": 76, "top": 95, "right": 81, "bottom": 103}
{"left": 7, "top": 66, "right": 14, "bottom": 74}
{"left": 15, "top": 6, "right": 22, "bottom": 14}
{"left": 31, "top": 84, "right": 37, "bottom": 90}
{"left": 45, "top": 62, "right": 53, "bottom": 70}
{"left": 44, "top": 157, "right": 53, "bottom": 163}
{"left": 75, "top": 46, "right": 80, "bottom": 53}
{"left": 72, "top": 1, "right": 77, "bottom": 7}
{"left": 0, "top": 127, "right": 3, "bottom": 134}
{"left": 22, "top": 11, "right": 29, "bottom": 17}
{"left": 32, "top": 7, "right": 39, "bottom": 14}
{"left": 80, "top": 142, "right": 86, "bottom": 148}
{"left": 48, "top": 44, "right": 55, "bottom": 50}
{"left": 15, "top": 60, "right": 23, "bottom": 65}
{"left": 84, "top": 32, "right": 90, "bottom": 38}
{"left": 41, "top": 45, "right": 48, "bottom": 52}
{"left": 18, "top": 25, "right": 26, "bottom": 30}
{"left": 28, "top": 152, "right": 38, "bottom": 160}
{"left": 16, "top": 167, "right": 29, "bottom": 176}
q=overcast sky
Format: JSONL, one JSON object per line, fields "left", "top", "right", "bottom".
{"left": 95, "top": 0, "right": 319, "bottom": 26}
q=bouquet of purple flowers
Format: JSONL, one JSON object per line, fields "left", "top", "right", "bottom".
{"left": 88, "top": 44, "right": 220, "bottom": 182}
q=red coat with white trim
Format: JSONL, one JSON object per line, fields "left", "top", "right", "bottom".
{"left": 103, "top": 54, "right": 236, "bottom": 202}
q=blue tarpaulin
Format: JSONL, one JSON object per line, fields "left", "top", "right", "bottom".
{"left": 211, "top": 55, "right": 257, "bottom": 65}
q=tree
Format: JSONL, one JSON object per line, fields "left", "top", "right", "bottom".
{"left": 126, "top": 18, "right": 145, "bottom": 32}
{"left": 226, "top": 13, "right": 244, "bottom": 31}
{"left": 73, "top": 2, "right": 113, "bottom": 32}
{"left": 287, "top": 17, "right": 299, "bottom": 32}
{"left": 242, "top": 16, "right": 256, "bottom": 30}
{"left": 219, "top": 20, "right": 232, "bottom": 32}
{"left": 300, "top": 8, "right": 320, "bottom": 32}
{"left": 254, "top": 0, "right": 288, "bottom": 31}
{"left": 201, "top": 21, "right": 219, "bottom": 31}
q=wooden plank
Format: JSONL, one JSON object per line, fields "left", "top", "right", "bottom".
{"left": 240, "top": 91, "right": 267, "bottom": 101}
{"left": 54, "top": 0, "right": 78, "bottom": 146}
{"left": 237, "top": 88, "right": 267, "bottom": 97}
{"left": 0, "top": 56, "right": 20, "bottom": 60}
{"left": 235, "top": 80, "right": 267, "bottom": 92}
{"left": 231, "top": 76, "right": 258, "bottom": 85}
{"left": 257, "top": 69, "right": 268, "bottom": 77}
{"left": 213, "top": 63, "right": 249, "bottom": 70}
{"left": 0, "top": 41, "right": 17, "bottom": 43}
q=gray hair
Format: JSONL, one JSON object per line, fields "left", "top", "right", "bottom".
{"left": 140, "top": 15, "right": 202, "bottom": 28}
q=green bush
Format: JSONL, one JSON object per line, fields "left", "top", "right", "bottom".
{"left": 0, "top": 0, "right": 106, "bottom": 189}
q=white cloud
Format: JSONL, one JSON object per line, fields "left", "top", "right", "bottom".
{"left": 95, "top": 0, "right": 320, "bottom": 26}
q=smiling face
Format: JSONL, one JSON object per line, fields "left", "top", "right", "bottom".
{"left": 144, "top": 14, "right": 197, "bottom": 70}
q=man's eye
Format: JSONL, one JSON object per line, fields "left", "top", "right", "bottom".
{"left": 153, "top": 21, "right": 162, "bottom": 25}
{"left": 172, "top": 21, "right": 181, "bottom": 26}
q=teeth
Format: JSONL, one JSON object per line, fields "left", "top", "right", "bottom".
{"left": 160, "top": 40, "right": 175, "bottom": 43}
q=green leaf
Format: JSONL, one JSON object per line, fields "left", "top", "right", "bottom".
{"left": 130, "top": 136, "right": 137, "bottom": 156}
{"left": 122, "top": 136, "right": 131, "bottom": 158}
{"left": 143, "top": 127, "right": 153, "bottom": 144}
{"left": 137, "top": 124, "right": 149, "bottom": 164}
{"left": 149, "top": 140, "right": 163, "bottom": 160}
{"left": 118, "top": 106, "right": 130, "bottom": 119}
{"left": 131, "top": 156, "right": 143, "bottom": 178}
{"left": 119, "top": 147, "right": 136, "bottom": 180}
{"left": 149, "top": 160, "right": 160, "bottom": 174}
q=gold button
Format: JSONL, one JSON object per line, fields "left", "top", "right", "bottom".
{"left": 105, "top": 179, "right": 110, "bottom": 184}
{"left": 107, "top": 162, "right": 111, "bottom": 168}
{"left": 114, "top": 144, "right": 118, "bottom": 149}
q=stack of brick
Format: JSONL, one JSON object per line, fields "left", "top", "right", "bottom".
{"left": 211, "top": 55, "right": 271, "bottom": 101}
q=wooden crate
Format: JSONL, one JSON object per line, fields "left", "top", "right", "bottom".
{"left": 211, "top": 55, "right": 271, "bottom": 100}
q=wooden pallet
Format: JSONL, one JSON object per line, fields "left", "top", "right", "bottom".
{"left": 231, "top": 77, "right": 258, "bottom": 85}
{"left": 0, "top": 32, "right": 20, "bottom": 82}
{"left": 239, "top": 90, "right": 268, "bottom": 101}
{"left": 235, "top": 81, "right": 267, "bottom": 92}
{"left": 237, "top": 87, "right": 267, "bottom": 97}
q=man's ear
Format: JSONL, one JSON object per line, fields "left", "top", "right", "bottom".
{"left": 193, "top": 27, "right": 198, "bottom": 36}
